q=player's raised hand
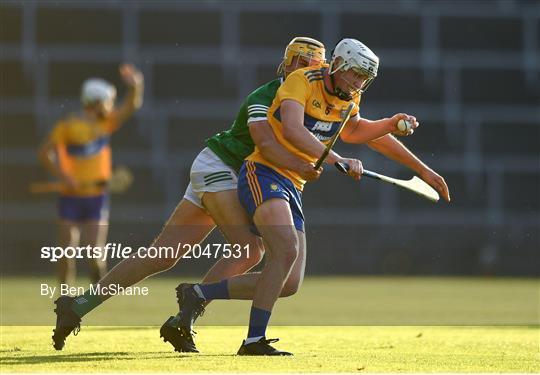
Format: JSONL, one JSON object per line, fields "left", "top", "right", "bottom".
{"left": 337, "top": 157, "right": 363, "bottom": 180}
{"left": 391, "top": 113, "right": 419, "bottom": 136}
{"left": 419, "top": 167, "right": 451, "bottom": 202}
{"left": 299, "top": 162, "right": 322, "bottom": 181}
{"left": 119, "top": 63, "right": 143, "bottom": 87}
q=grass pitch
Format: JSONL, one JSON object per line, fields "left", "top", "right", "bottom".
{"left": 1, "top": 326, "right": 538, "bottom": 372}
{"left": 1, "top": 276, "right": 539, "bottom": 372}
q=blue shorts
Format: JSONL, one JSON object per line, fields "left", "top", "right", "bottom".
{"left": 58, "top": 194, "right": 109, "bottom": 222}
{"left": 238, "top": 161, "right": 304, "bottom": 232}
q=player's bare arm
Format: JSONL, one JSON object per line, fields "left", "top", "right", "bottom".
{"left": 367, "top": 135, "right": 451, "bottom": 202}
{"left": 37, "top": 140, "right": 60, "bottom": 177}
{"left": 37, "top": 140, "right": 77, "bottom": 189}
{"left": 112, "top": 63, "right": 144, "bottom": 125}
{"left": 340, "top": 113, "right": 418, "bottom": 144}
{"left": 280, "top": 99, "right": 329, "bottom": 158}
{"left": 249, "top": 121, "right": 322, "bottom": 181}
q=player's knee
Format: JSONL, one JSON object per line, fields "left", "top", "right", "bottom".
{"left": 256, "top": 220, "right": 299, "bottom": 269}
{"left": 280, "top": 278, "right": 301, "bottom": 297}
{"left": 150, "top": 256, "right": 179, "bottom": 272}
{"left": 238, "top": 243, "right": 265, "bottom": 268}
{"left": 273, "top": 244, "right": 298, "bottom": 270}
{"left": 275, "top": 232, "right": 299, "bottom": 267}
{"left": 251, "top": 242, "right": 266, "bottom": 263}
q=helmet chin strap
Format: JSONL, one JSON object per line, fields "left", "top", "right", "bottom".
{"left": 330, "top": 73, "right": 352, "bottom": 101}
{"left": 335, "top": 88, "right": 352, "bottom": 101}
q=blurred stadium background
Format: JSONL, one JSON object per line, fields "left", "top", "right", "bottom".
{"left": 1, "top": 0, "right": 539, "bottom": 277}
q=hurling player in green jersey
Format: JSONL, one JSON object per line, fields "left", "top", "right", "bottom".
{"left": 52, "top": 37, "right": 326, "bottom": 351}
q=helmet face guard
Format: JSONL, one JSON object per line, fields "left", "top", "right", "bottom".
{"left": 332, "top": 66, "right": 375, "bottom": 101}
{"left": 277, "top": 36, "right": 326, "bottom": 77}
{"left": 329, "top": 38, "right": 379, "bottom": 99}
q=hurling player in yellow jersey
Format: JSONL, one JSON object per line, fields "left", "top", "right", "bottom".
{"left": 38, "top": 64, "right": 144, "bottom": 285}
{"left": 181, "top": 39, "right": 449, "bottom": 355}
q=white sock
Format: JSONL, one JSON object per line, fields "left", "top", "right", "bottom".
{"left": 244, "top": 336, "right": 264, "bottom": 345}
{"left": 193, "top": 284, "right": 206, "bottom": 299}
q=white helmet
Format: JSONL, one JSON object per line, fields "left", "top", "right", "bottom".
{"left": 329, "top": 38, "right": 379, "bottom": 97}
{"left": 81, "top": 78, "right": 116, "bottom": 105}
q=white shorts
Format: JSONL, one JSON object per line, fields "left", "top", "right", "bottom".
{"left": 183, "top": 147, "right": 238, "bottom": 209}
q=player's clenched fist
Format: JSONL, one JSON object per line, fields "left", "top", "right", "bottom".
{"left": 298, "top": 162, "right": 322, "bottom": 181}
{"left": 391, "top": 113, "right": 419, "bottom": 136}
{"left": 119, "top": 63, "right": 144, "bottom": 87}
{"left": 338, "top": 157, "right": 363, "bottom": 180}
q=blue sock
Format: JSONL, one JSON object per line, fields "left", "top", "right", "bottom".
{"left": 197, "top": 280, "right": 230, "bottom": 300}
{"left": 247, "top": 306, "right": 271, "bottom": 339}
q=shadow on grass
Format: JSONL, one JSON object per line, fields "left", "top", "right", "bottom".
{"left": 2, "top": 351, "right": 161, "bottom": 365}
{"left": 1, "top": 326, "right": 159, "bottom": 331}
{"left": 83, "top": 326, "right": 158, "bottom": 331}
{"left": 1, "top": 351, "right": 237, "bottom": 365}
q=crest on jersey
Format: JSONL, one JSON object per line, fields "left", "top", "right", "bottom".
{"left": 340, "top": 107, "right": 351, "bottom": 119}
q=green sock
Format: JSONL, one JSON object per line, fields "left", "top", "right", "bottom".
{"left": 71, "top": 290, "right": 103, "bottom": 318}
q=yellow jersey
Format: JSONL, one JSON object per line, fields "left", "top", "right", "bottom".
{"left": 49, "top": 113, "right": 120, "bottom": 196}
{"left": 247, "top": 65, "right": 361, "bottom": 191}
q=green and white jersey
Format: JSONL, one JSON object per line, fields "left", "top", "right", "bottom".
{"left": 205, "top": 78, "right": 282, "bottom": 173}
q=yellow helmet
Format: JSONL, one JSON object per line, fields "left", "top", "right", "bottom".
{"left": 277, "top": 37, "right": 326, "bottom": 77}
